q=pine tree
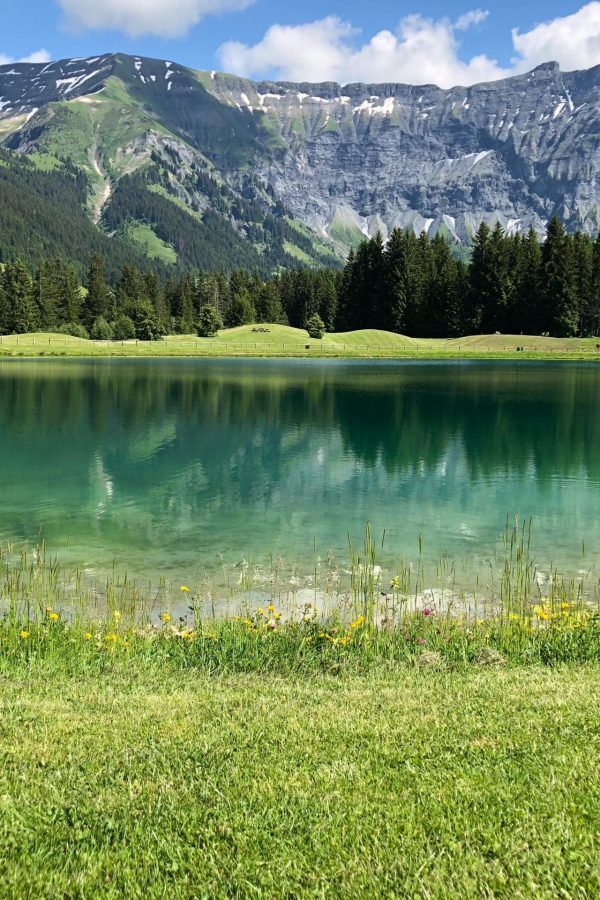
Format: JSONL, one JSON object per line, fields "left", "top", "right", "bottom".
{"left": 541, "top": 218, "right": 579, "bottom": 336}
{"left": 383, "top": 229, "right": 409, "bottom": 333}
{"left": 2, "top": 259, "right": 37, "bottom": 334}
{"left": 224, "top": 289, "right": 255, "bottom": 327}
{"left": 197, "top": 303, "right": 223, "bottom": 337}
{"left": 513, "top": 228, "right": 542, "bottom": 333}
{"left": 59, "top": 266, "right": 82, "bottom": 326}
{"left": 467, "top": 223, "right": 492, "bottom": 331}
{"left": 587, "top": 234, "right": 600, "bottom": 337}
{"left": 84, "top": 255, "right": 109, "bottom": 329}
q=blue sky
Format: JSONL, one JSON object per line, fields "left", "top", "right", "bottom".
{"left": 1, "top": 0, "right": 599, "bottom": 87}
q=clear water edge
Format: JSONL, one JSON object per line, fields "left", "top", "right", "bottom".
{"left": 0, "top": 357, "right": 598, "bottom": 593}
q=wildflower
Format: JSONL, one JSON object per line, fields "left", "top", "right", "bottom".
{"left": 19, "top": 630, "right": 30, "bottom": 640}
{"left": 418, "top": 637, "right": 426, "bottom": 645}
{"left": 350, "top": 615, "right": 366, "bottom": 630}
{"left": 180, "top": 586, "right": 190, "bottom": 593}
{"left": 267, "top": 619, "right": 278, "bottom": 630}
{"left": 274, "top": 612, "right": 282, "bottom": 621}
{"left": 533, "top": 605, "right": 550, "bottom": 621}
{"left": 257, "top": 607, "right": 265, "bottom": 617}
{"left": 105, "top": 633, "right": 118, "bottom": 642}
{"left": 508, "top": 613, "right": 521, "bottom": 621}
{"left": 113, "top": 611, "right": 122, "bottom": 622}
{"left": 422, "top": 608, "right": 434, "bottom": 617}
{"left": 48, "top": 612, "right": 60, "bottom": 622}
{"left": 83, "top": 632, "right": 93, "bottom": 641}
{"left": 267, "top": 604, "right": 275, "bottom": 613}
{"left": 160, "top": 612, "right": 172, "bottom": 623}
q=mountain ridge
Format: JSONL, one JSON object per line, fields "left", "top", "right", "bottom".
{"left": 2, "top": 52, "right": 600, "bottom": 268}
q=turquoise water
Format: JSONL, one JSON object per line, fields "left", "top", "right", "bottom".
{"left": 0, "top": 358, "right": 599, "bottom": 581}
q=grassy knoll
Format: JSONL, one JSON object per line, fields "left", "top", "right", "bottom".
{"left": 2, "top": 665, "right": 599, "bottom": 897}
{"left": 1, "top": 324, "right": 599, "bottom": 359}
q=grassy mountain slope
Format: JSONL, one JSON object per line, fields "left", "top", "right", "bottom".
{"left": 0, "top": 54, "right": 341, "bottom": 274}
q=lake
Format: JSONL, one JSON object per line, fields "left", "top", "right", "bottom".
{"left": 0, "top": 358, "right": 598, "bottom": 584}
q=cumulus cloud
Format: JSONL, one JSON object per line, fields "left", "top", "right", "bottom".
{"left": 219, "top": 3, "right": 600, "bottom": 88}
{"left": 512, "top": 2, "right": 600, "bottom": 71}
{"left": 0, "top": 49, "right": 51, "bottom": 66}
{"left": 57, "top": 0, "right": 255, "bottom": 39}
{"left": 219, "top": 13, "right": 507, "bottom": 87}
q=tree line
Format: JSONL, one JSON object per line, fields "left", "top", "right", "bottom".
{"left": 1, "top": 217, "right": 599, "bottom": 339}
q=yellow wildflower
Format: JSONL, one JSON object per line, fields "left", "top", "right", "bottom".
{"left": 508, "top": 613, "right": 521, "bottom": 621}
{"left": 160, "top": 612, "right": 172, "bottom": 623}
{"left": 257, "top": 607, "right": 265, "bottom": 617}
{"left": 83, "top": 632, "right": 93, "bottom": 641}
{"left": 533, "top": 605, "right": 550, "bottom": 621}
{"left": 48, "top": 612, "right": 60, "bottom": 622}
{"left": 274, "top": 612, "right": 282, "bottom": 621}
{"left": 19, "top": 630, "right": 30, "bottom": 640}
{"left": 113, "top": 611, "right": 122, "bottom": 622}
{"left": 180, "top": 586, "right": 190, "bottom": 593}
{"left": 105, "top": 633, "right": 118, "bottom": 642}
{"left": 267, "top": 604, "right": 275, "bottom": 613}
{"left": 350, "top": 615, "right": 366, "bottom": 630}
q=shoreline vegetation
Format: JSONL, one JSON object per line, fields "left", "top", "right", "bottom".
{"left": 3, "top": 523, "right": 600, "bottom": 673}
{"left": 1, "top": 324, "right": 600, "bottom": 359}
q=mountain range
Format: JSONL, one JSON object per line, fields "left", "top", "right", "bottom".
{"left": 1, "top": 52, "right": 600, "bottom": 273}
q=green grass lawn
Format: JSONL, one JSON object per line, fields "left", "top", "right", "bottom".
{"left": 1, "top": 665, "right": 599, "bottom": 897}
{"left": 1, "top": 324, "right": 599, "bottom": 359}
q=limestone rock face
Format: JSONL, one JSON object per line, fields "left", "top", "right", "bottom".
{"left": 3, "top": 53, "right": 600, "bottom": 251}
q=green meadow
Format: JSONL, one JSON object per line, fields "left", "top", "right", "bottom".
{"left": 0, "top": 324, "right": 599, "bottom": 358}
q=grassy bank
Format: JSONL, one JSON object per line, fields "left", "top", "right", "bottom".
{"left": 1, "top": 325, "right": 599, "bottom": 359}
{"left": 2, "top": 533, "right": 600, "bottom": 896}
{"left": 2, "top": 666, "right": 599, "bottom": 897}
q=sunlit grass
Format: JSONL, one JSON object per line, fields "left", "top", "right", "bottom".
{"left": 2, "top": 666, "right": 599, "bottom": 896}
{"left": 2, "top": 522, "right": 599, "bottom": 674}
{"left": 1, "top": 326, "right": 599, "bottom": 359}
{"left": 2, "top": 526, "right": 600, "bottom": 895}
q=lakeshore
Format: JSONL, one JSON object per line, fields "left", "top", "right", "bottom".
{"left": 1, "top": 325, "right": 600, "bottom": 359}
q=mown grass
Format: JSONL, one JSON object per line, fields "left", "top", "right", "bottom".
{"left": 1, "top": 526, "right": 600, "bottom": 896}
{"left": 2, "top": 666, "right": 599, "bottom": 897}
{"left": 1, "top": 325, "right": 600, "bottom": 359}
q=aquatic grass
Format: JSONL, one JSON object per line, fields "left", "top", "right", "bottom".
{"left": 1, "top": 525, "right": 600, "bottom": 675}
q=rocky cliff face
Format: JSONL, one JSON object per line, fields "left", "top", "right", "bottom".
{"left": 209, "top": 62, "right": 600, "bottom": 244}
{"left": 2, "top": 53, "right": 600, "bottom": 253}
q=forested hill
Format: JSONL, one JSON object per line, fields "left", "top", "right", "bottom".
{"left": 1, "top": 218, "right": 598, "bottom": 342}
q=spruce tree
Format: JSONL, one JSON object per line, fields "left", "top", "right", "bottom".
{"left": 541, "top": 217, "right": 579, "bottom": 336}
{"left": 3, "top": 259, "right": 37, "bottom": 334}
{"left": 383, "top": 229, "right": 408, "bottom": 333}
{"left": 84, "top": 255, "right": 109, "bottom": 329}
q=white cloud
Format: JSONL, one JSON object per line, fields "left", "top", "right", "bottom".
{"left": 57, "top": 0, "right": 255, "bottom": 38}
{"left": 512, "top": 2, "right": 600, "bottom": 71}
{"left": 218, "top": 3, "right": 600, "bottom": 88}
{"left": 0, "top": 49, "right": 51, "bottom": 66}
{"left": 219, "top": 13, "right": 508, "bottom": 88}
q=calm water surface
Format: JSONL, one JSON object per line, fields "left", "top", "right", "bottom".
{"left": 0, "top": 358, "right": 599, "bottom": 580}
